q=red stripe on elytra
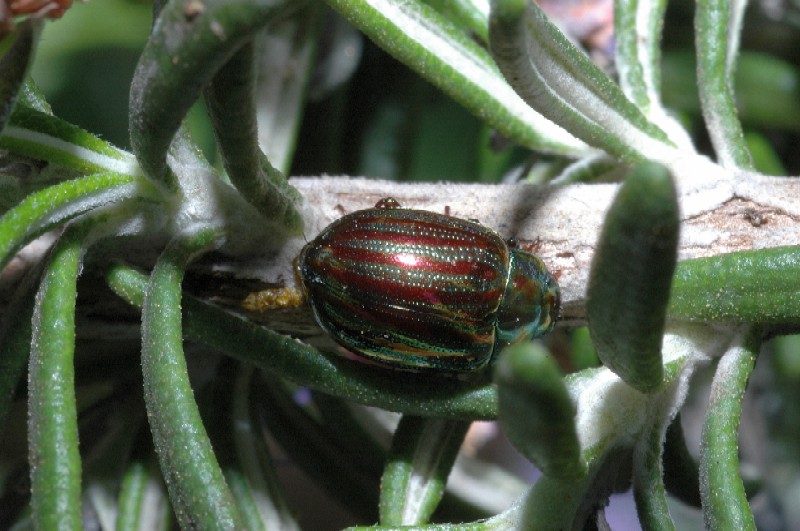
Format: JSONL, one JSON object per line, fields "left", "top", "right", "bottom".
{"left": 327, "top": 225, "right": 496, "bottom": 249}
{"left": 323, "top": 247, "right": 505, "bottom": 280}
{"left": 320, "top": 265, "right": 504, "bottom": 310}
{"left": 328, "top": 212, "right": 501, "bottom": 245}
{"left": 323, "top": 295, "right": 495, "bottom": 353}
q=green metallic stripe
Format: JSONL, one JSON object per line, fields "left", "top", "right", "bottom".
{"left": 356, "top": 209, "right": 501, "bottom": 242}
{"left": 346, "top": 238, "right": 506, "bottom": 265}
{"left": 345, "top": 206, "right": 497, "bottom": 233}
{"left": 316, "top": 286, "right": 493, "bottom": 342}
{"left": 314, "top": 292, "right": 494, "bottom": 362}
{"left": 336, "top": 258, "right": 505, "bottom": 294}
{"left": 316, "top": 269, "right": 499, "bottom": 319}
{"left": 310, "top": 248, "right": 504, "bottom": 310}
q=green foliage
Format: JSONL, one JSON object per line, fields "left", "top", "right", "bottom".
{"left": 588, "top": 162, "right": 678, "bottom": 392}
{"left": 1, "top": 0, "right": 799, "bottom": 528}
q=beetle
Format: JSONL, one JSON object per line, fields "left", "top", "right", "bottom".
{"left": 297, "top": 198, "right": 560, "bottom": 372}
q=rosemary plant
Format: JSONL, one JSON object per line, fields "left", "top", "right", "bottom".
{"left": 1, "top": 0, "right": 799, "bottom": 528}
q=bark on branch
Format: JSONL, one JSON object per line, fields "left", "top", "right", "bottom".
{"left": 217, "top": 174, "right": 800, "bottom": 328}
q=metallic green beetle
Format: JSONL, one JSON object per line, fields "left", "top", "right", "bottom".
{"left": 298, "top": 198, "right": 560, "bottom": 372}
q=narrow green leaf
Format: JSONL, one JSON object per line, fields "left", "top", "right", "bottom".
{"left": 1, "top": 106, "right": 138, "bottom": 174}
{"left": 669, "top": 246, "right": 800, "bottom": 324}
{"left": 733, "top": 52, "right": 800, "bottom": 132}
{"left": 231, "top": 367, "right": 299, "bottom": 530}
{"left": 129, "top": 0, "right": 301, "bottom": 190}
{"left": 187, "top": 291, "right": 497, "bottom": 418}
{"left": 0, "top": 260, "right": 39, "bottom": 428}
{"left": 18, "top": 77, "right": 52, "bottom": 113}
{"left": 141, "top": 230, "right": 244, "bottom": 529}
{"left": 28, "top": 223, "right": 89, "bottom": 529}
{"left": 632, "top": 416, "right": 677, "bottom": 530}
{"left": 489, "top": 0, "right": 675, "bottom": 161}
{"left": 205, "top": 41, "right": 303, "bottom": 233}
{"left": 251, "top": 373, "right": 380, "bottom": 521}
{"left": 116, "top": 458, "right": 173, "bottom": 531}
{"left": 552, "top": 154, "right": 619, "bottom": 185}
{"left": 695, "top": 0, "right": 753, "bottom": 169}
{"left": 662, "top": 51, "right": 800, "bottom": 133}
{"left": 495, "top": 342, "right": 584, "bottom": 479}
{"left": 198, "top": 360, "right": 292, "bottom": 531}
{"left": 614, "top": 0, "right": 653, "bottom": 111}
{"left": 380, "top": 416, "right": 470, "bottom": 525}
{"left": 105, "top": 263, "right": 499, "bottom": 419}
{"left": 521, "top": 447, "right": 629, "bottom": 530}
{"left": 567, "top": 326, "right": 600, "bottom": 370}
{"left": 115, "top": 461, "right": 148, "bottom": 531}
{"left": 528, "top": 361, "right": 673, "bottom": 526}
{"left": 423, "top": 0, "right": 489, "bottom": 43}
{"left": 587, "top": 162, "right": 679, "bottom": 392}
{"left": 324, "top": 0, "right": 589, "bottom": 155}
{"left": 254, "top": 2, "right": 321, "bottom": 174}
{"left": 356, "top": 356, "right": 696, "bottom": 530}
{"left": 0, "top": 171, "right": 148, "bottom": 271}
{"left": 745, "top": 131, "right": 786, "bottom": 176}
{"left": 614, "top": 0, "right": 693, "bottom": 150}
{"left": 699, "top": 327, "right": 759, "bottom": 530}
{"left": 0, "top": 20, "right": 39, "bottom": 133}
{"left": 105, "top": 263, "right": 148, "bottom": 306}
{"left": 508, "top": 356, "right": 695, "bottom": 529}
{"left": 224, "top": 470, "right": 268, "bottom": 531}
